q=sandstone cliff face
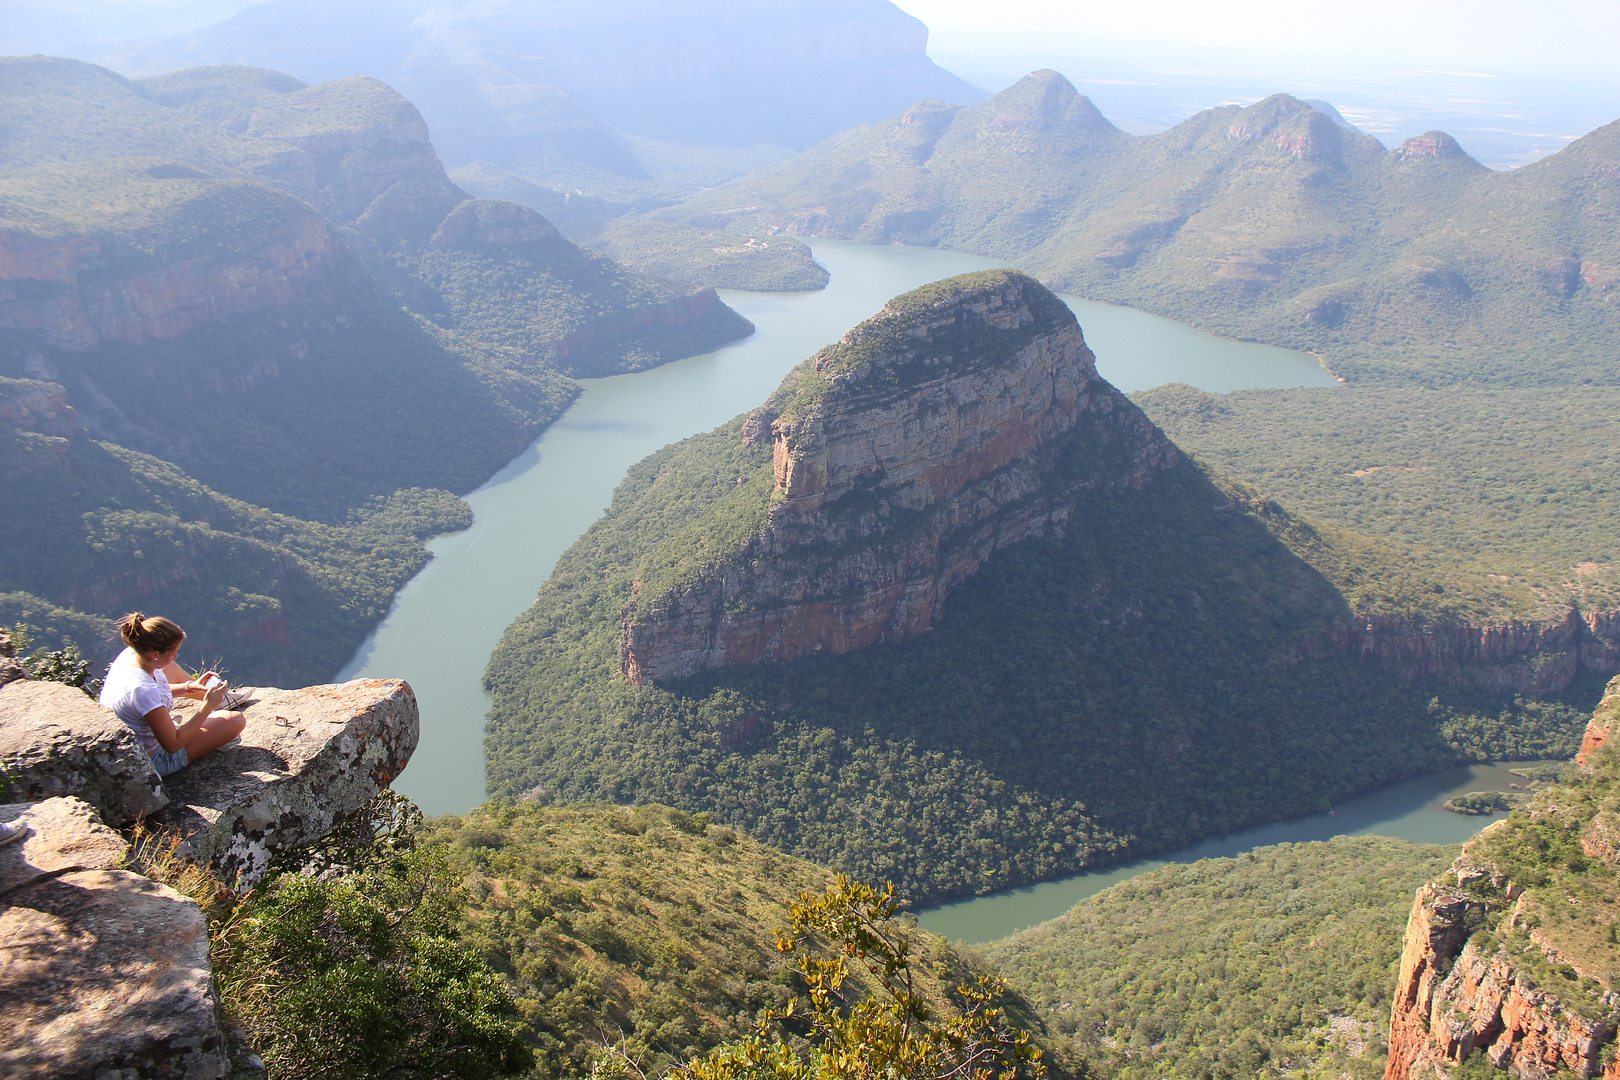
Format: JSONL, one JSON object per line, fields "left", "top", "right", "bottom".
{"left": 1386, "top": 676, "right": 1620, "bottom": 1080}
{"left": 619, "top": 270, "right": 1178, "bottom": 683}
{"left": 1317, "top": 607, "right": 1620, "bottom": 698}
{"left": 0, "top": 204, "right": 356, "bottom": 353}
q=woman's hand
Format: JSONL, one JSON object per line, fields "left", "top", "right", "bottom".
{"left": 203, "top": 678, "right": 229, "bottom": 711}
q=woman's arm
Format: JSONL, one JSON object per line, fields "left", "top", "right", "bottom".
{"left": 164, "top": 659, "right": 219, "bottom": 701}
{"left": 144, "top": 683, "right": 228, "bottom": 752}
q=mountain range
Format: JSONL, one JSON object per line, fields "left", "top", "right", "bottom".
{"left": 666, "top": 69, "right": 1620, "bottom": 387}
{"left": 0, "top": 55, "right": 754, "bottom": 683}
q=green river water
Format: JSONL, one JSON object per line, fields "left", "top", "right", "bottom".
{"left": 334, "top": 240, "right": 1513, "bottom": 943}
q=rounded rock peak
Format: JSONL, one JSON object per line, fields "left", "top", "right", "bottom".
{"left": 1398, "top": 131, "right": 1472, "bottom": 161}
{"left": 428, "top": 198, "right": 563, "bottom": 249}
{"left": 814, "top": 268, "right": 1078, "bottom": 383}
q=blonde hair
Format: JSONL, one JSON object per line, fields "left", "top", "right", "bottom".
{"left": 118, "top": 612, "right": 185, "bottom": 656}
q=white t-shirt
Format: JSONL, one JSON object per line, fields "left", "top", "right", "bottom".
{"left": 99, "top": 647, "right": 172, "bottom": 754}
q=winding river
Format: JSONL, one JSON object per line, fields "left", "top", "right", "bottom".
{"left": 332, "top": 239, "right": 1512, "bottom": 943}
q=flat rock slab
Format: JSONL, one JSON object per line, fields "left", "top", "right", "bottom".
{"left": 0, "top": 680, "right": 165, "bottom": 826}
{"left": 0, "top": 796, "right": 130, "bottom": 892}
{"left": 162, "top": 679, "right": 418, "bottom": 888}
{"left": 0, "top": 797, "right": 225, "bottom": 1080}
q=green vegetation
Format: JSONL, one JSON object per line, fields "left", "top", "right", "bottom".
{"left": 1443, "top": 676, "right": 1620, "bottom": 1023}
{"left": 403, "top": 202, "right": 755, "bottom": 378}
{"left": 680, "top": 878, "right": 1048, "bottom": 1080}
{"left": 572, "top": 219, "right": 828, "bottom": 292}
{"left": 134, "top": 794, "right": 532, "bottom": 1080}
{"left": 0, "top": 57, "right": 761, "bottom": 681}
{"left": 981, "top": 836, "right": 1457, "bottom": 1080}
{"left": 0, "top": 425, "right": 473, "bottom": 684}
{"left": 140, "top": 792, "right": 1059, "bottom": 1080}
{"left": 1134, "top": 384, "right": 1620, "bottom": 614}
{"left": 1444, "top": 791, "right": 1522, "bottom": 815}
{"left": 485, "top": 361, "right": 1597, "bottom": 903}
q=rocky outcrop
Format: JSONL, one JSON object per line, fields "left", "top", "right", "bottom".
{"left": 0, "top": 796, "right": 226, "bottom": 1080}
{"left": 0, "top": 189, "right": 358, "bottom": 353}
{"left": 162, "top": 679, "right": 418, "bottom": 887}
{"left": 1386, "top": 676, "right": 1620, "bottom": 1080}
{"left": 1578, "top": 674, "right": 1620, "bottom": 768}
{"left": 618, "top": 270, "right": 1178, "bottom": 683}
{"left": 1398, "top": 132, "right": 1477, "bottom": 163}
{"left": 0, "top": 679, "right": 167, "bottom": 827}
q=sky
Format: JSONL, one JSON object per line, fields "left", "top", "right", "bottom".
{"left": 895, "top": 0, "right": 1620, "bottom": 79}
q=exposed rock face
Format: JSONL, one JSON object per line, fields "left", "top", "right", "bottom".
{"left": 1578, "top": 676, "right": 1620, "bottom": 768}
{"left": 0, "top": 797, "right": 225, "bottom": 1080}
{"left": 0, "top": 199, "right": 356, "bottom": 352}
{"left": 162, "top": 679, "right": 418, "bottom": 887}
{"left": 0, "top": 679, "right": 167, "bottom": 826}
{"left": 1317, "top": 607, "right": 1620, "bottom": 697}
{"left": 619, "top": 270, "right": 1178, "bottom": 683}
{"left": 1399, "top": 131, "right": 1474, "bottom": 162}
{"left": 1385, "top": 867, "right": 1616, "bottom": 1080}
{"left": 1386, "top": 677, "right": 1620, "bottom": 1080}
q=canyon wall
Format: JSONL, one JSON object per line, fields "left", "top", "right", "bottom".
{"left": 0, "top": 201, "right": 355, "bottom": 353}
{"left": 1313, "top": 607, "right": 1620, "bottom": 698}
{"left": 618, "top": 269, "right": 1179, "bottom": 683}
{"left": 1386, "top": 676, "right": 1620, "bottom": 1080}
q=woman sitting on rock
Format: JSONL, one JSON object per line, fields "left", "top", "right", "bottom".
{"left": 99, "top": 612, "right": 246, "bottom": 778}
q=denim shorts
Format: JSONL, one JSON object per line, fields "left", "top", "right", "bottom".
{"left": 150, "top": 746, "right": 189, "bottom": 778}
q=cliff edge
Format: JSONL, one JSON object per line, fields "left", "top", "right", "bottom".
{"left": 1386, "top": 675, "right": 1620, "bottom": 1080}
{"left": 618, "top": 269, "right": 1177, "bottom": 683}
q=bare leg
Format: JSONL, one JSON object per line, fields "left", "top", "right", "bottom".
{"left": 185, "top": 712, "right": 246, "bottom": 762}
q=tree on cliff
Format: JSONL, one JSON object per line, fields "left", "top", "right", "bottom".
{"left": 666, "top": 877, "right": 1051, "bottom": 1080}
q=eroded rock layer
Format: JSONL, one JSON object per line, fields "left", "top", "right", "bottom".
{"left": 1386, "top": 676, "right": 1620, "bottom": 1080}
{"left": 619, "top": 269, "right": 1178, "bottom": 683}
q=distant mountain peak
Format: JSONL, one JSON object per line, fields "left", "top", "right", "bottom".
{"left": 1304, "top": 99, "right": 1359, "bottom": 132}
{"left": 1397, "top": 130, "right": 1482, "bottom": 167}
{"left": 982, "top": 69, "right": 1119, "bottom": 135}
{"left": 1226, "top": 94, "right": 1348, "bottom": 161}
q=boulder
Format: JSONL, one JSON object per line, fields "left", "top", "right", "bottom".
{"left": 0, "top": 797, "right": 226, "bottom": 1080}
{"left": 0, "top": 679, "right": 166, "bottom": 826}
{"left": 162, "top": 679, "right": 418, "bottom": 888}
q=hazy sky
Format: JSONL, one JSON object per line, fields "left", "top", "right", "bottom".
{"left": 895, "top": 0, "right": 1620, "bottom": 79}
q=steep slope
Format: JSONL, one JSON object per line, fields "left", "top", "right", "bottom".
{"left": 486, "top": 271, "right": 1615, "bottom": 905}
{"left": 1384, "top": 676, "right": 1620, "bottom": 1080}
{"left": 666, "top": 72, "right": 1620, "bottom": 388}
{"left": 670, "top": 70, "right": 1128, "bottom": 258}
{"left": 0, "top": 158, "right": 568, "bottom": 519}
{"left": 425, "top": 801, "right": 1068, "bottom": 1080}
{"left": 985, "top": 835, "right": 1459, "bottom": 1080}
{"left": 0, "top": 56, "right": 757, "bottom": 384}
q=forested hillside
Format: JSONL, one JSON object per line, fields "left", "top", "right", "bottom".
{"left": 485, "top": 272, "right": 1608, "bottom": 906}
{"left": 424, "top": 802, "right": 1066, "bottom": 1079}
{"left": 0, "top": 56, "right": 753, "bottom": 681}
{"left": 983, "top": 836, "right": 1458, "bottom": 1080}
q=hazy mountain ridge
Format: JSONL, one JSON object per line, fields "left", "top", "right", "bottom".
{"left": 667, "top": 70, "right": 1620, "bottom": 387}
{"left": 77, "top": 0, "right": 984, "bottom": 206}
